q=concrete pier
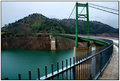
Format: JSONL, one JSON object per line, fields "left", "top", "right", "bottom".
{"left": 50, "top": 36, "right": 56, "bottom": 50}
{"left": 73, "top": 41, "right": 93, "bottom": 59}
{"left": 73, "top": 41, "right": 97, "bottom": 80}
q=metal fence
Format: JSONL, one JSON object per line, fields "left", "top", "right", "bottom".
{"left": 16, "top": 39, "right": 113, "bottom": 80}
{"left": 2, "top": 37, "right": 113, "bottom": 80}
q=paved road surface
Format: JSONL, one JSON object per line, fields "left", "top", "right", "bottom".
{"left": 98, "top": 40, "right": 119, "bottom": 80}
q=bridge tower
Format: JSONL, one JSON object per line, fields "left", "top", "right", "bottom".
{"left": 74, "top": 3, "right": 90, "bottom": 79}
{"left": 75, "top": 2, "right": 90, "bottom": 47}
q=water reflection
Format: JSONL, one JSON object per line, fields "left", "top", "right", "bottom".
{"left": 2, "top": 49, "right": 74, "bottom": 80}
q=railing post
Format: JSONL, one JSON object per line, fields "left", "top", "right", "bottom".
{"left": 62, "top": 60, "right": 64, "bottom": 79}
{"left": 57, "top": 62, "right": 59, "bottom": 72}
{"left": 79, "top": 63, "right": 80, "bottom": 80}
{"left": 57, "top": 62, "right": 59, "bottom": 79}
{"left": 73, "top": 57, "right": 75, "bottom": 79}
{"left": 70, "top": 58, "right": 71, "bottom": 66}
{"left": 18, "top": 73, "right": 21, "bottom": 80}
{"left": 100, "top": 52, "right": 102, "bottom": 72}
{"left": 78, "top": 55, "right": 80, "bottom": 62}
{"left": 66, "top": 59, "right": 68, "bottom": 79}
{"left": 51, "top": 64, "right": 54, "bottom": 80}
{"left": 62, "top": 60, "right": 63, "bottom": 70}
{"left": 73, "top": 57, "right": 75, "bottom": 65}
{"left": 29, "top": 71, "right": 31, "bottom": 80}
{"left": 66, "top": 59, "right": 68, "bottom": 68}
{"left": 70, "top": 58, "right": 71, "bottom": 80}
{"left": 77, "top": 56, "right": 79, "bottom": 62}
{"left": 51, "top": 64, "right": 53, "bottom": 75}
{"left": 76, "top": 56, "right": 78, "bottom": 63}
{"left": 45, "top": 66, "right": 47, "bottom": 78}
{"left": 38, "top": 68, "right": 40, "bottom": 80}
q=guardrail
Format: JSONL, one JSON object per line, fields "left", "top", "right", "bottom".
{"left": 38, "top": 40, "right": 113, "bottom": 80}
{"left": 3, "top": 34, "right": 113, "bottom": 80}
{"left": 17, "top": 35, "right": 113, "bottom": 80}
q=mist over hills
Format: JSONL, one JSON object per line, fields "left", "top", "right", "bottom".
{"left": 1, "top": 13, "right": 119, "bottom": 37}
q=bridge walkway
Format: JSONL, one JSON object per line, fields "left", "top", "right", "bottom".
{"left": 98, "top": 40, "right": 119, "bottom": 80}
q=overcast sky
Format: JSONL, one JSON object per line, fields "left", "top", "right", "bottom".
{"left": 2, "top": 2, "right": 118, "bottom": 28}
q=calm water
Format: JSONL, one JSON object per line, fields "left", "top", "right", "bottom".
{"left": 1, "top": 49, "right": 74, "bottom": 80}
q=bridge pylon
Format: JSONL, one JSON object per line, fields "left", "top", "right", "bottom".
{"left": 75, "top": 2, "right": 90, "bottom": 48}
{"left": 74, "top": 2, "right": 90, "bottom": 79}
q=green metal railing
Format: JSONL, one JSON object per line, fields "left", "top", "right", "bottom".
{"left": 36, "top": 36, "right": 113, "bottom": 80}
{"left": 15, "top": 35, "right": 113, "bottom": 80}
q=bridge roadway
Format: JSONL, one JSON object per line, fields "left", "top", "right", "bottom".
{"left": 98, "top": 39, "right": 119, "bottom": 80}
{"left": 52, "top": 33, "right": 112, "bottom": 45}
{"left": 38, "top": 33, "right": 111, "bottom": 45}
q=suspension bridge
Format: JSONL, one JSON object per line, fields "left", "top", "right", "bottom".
{"left": 2, "top": 2, "right": 118, "bottom": 80}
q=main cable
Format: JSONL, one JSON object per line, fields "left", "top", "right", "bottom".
{"left": 89, "top": 3, "right": 118, "bottom": 11}
{"left": 89, "top": 5, "right": 118, "bottom": 15}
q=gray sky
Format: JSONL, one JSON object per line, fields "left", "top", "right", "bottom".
{"left": 2, "top": 2, "right": 118, "bottom": 28}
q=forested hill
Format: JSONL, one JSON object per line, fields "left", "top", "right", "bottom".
{"left": 1, "top": 13, "right": 119, "bottom": 37}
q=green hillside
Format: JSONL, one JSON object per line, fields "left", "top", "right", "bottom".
{"left": 1, "top": 13, "right": 119, "bottom": 37}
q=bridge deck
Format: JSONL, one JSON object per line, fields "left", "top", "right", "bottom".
{"left": 98, "top": 40, "right": 118, "bottom": 80}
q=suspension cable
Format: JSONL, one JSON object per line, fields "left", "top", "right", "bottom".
{"left": 68, "top": 4, "right": 76, "bottom": 19}
{"left": 80, "top": 7, "right": 85, "bottom": 14}
{"left": 89, "top": 5, "right": 118, "bottom": 15}
{"left": 89, "top": 3, "right": 118, "bottom": 11}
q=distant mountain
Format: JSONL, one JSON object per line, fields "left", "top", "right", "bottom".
{"left": 59, "top": 19, "right": 118, "bottom": 35}
{"left": 1, "top": 13, "right": 119, "bottom": 37}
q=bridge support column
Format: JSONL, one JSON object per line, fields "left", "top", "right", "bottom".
{"left": 74, "top": 46, "right": 91, "bottom": 79}
{"left": 50, "top": 35, "right": 56, "bottom": 50}
{"left": 74, "top": 41, "right": 95, "bottom": 79}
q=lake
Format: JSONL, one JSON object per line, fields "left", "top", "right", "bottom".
{"left": 1, "top": 49, "right": 74, "bottom": 80}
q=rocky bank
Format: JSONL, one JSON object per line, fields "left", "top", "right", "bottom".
{"left": 1, "top": 36, "right": 76, "bottom": 50}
